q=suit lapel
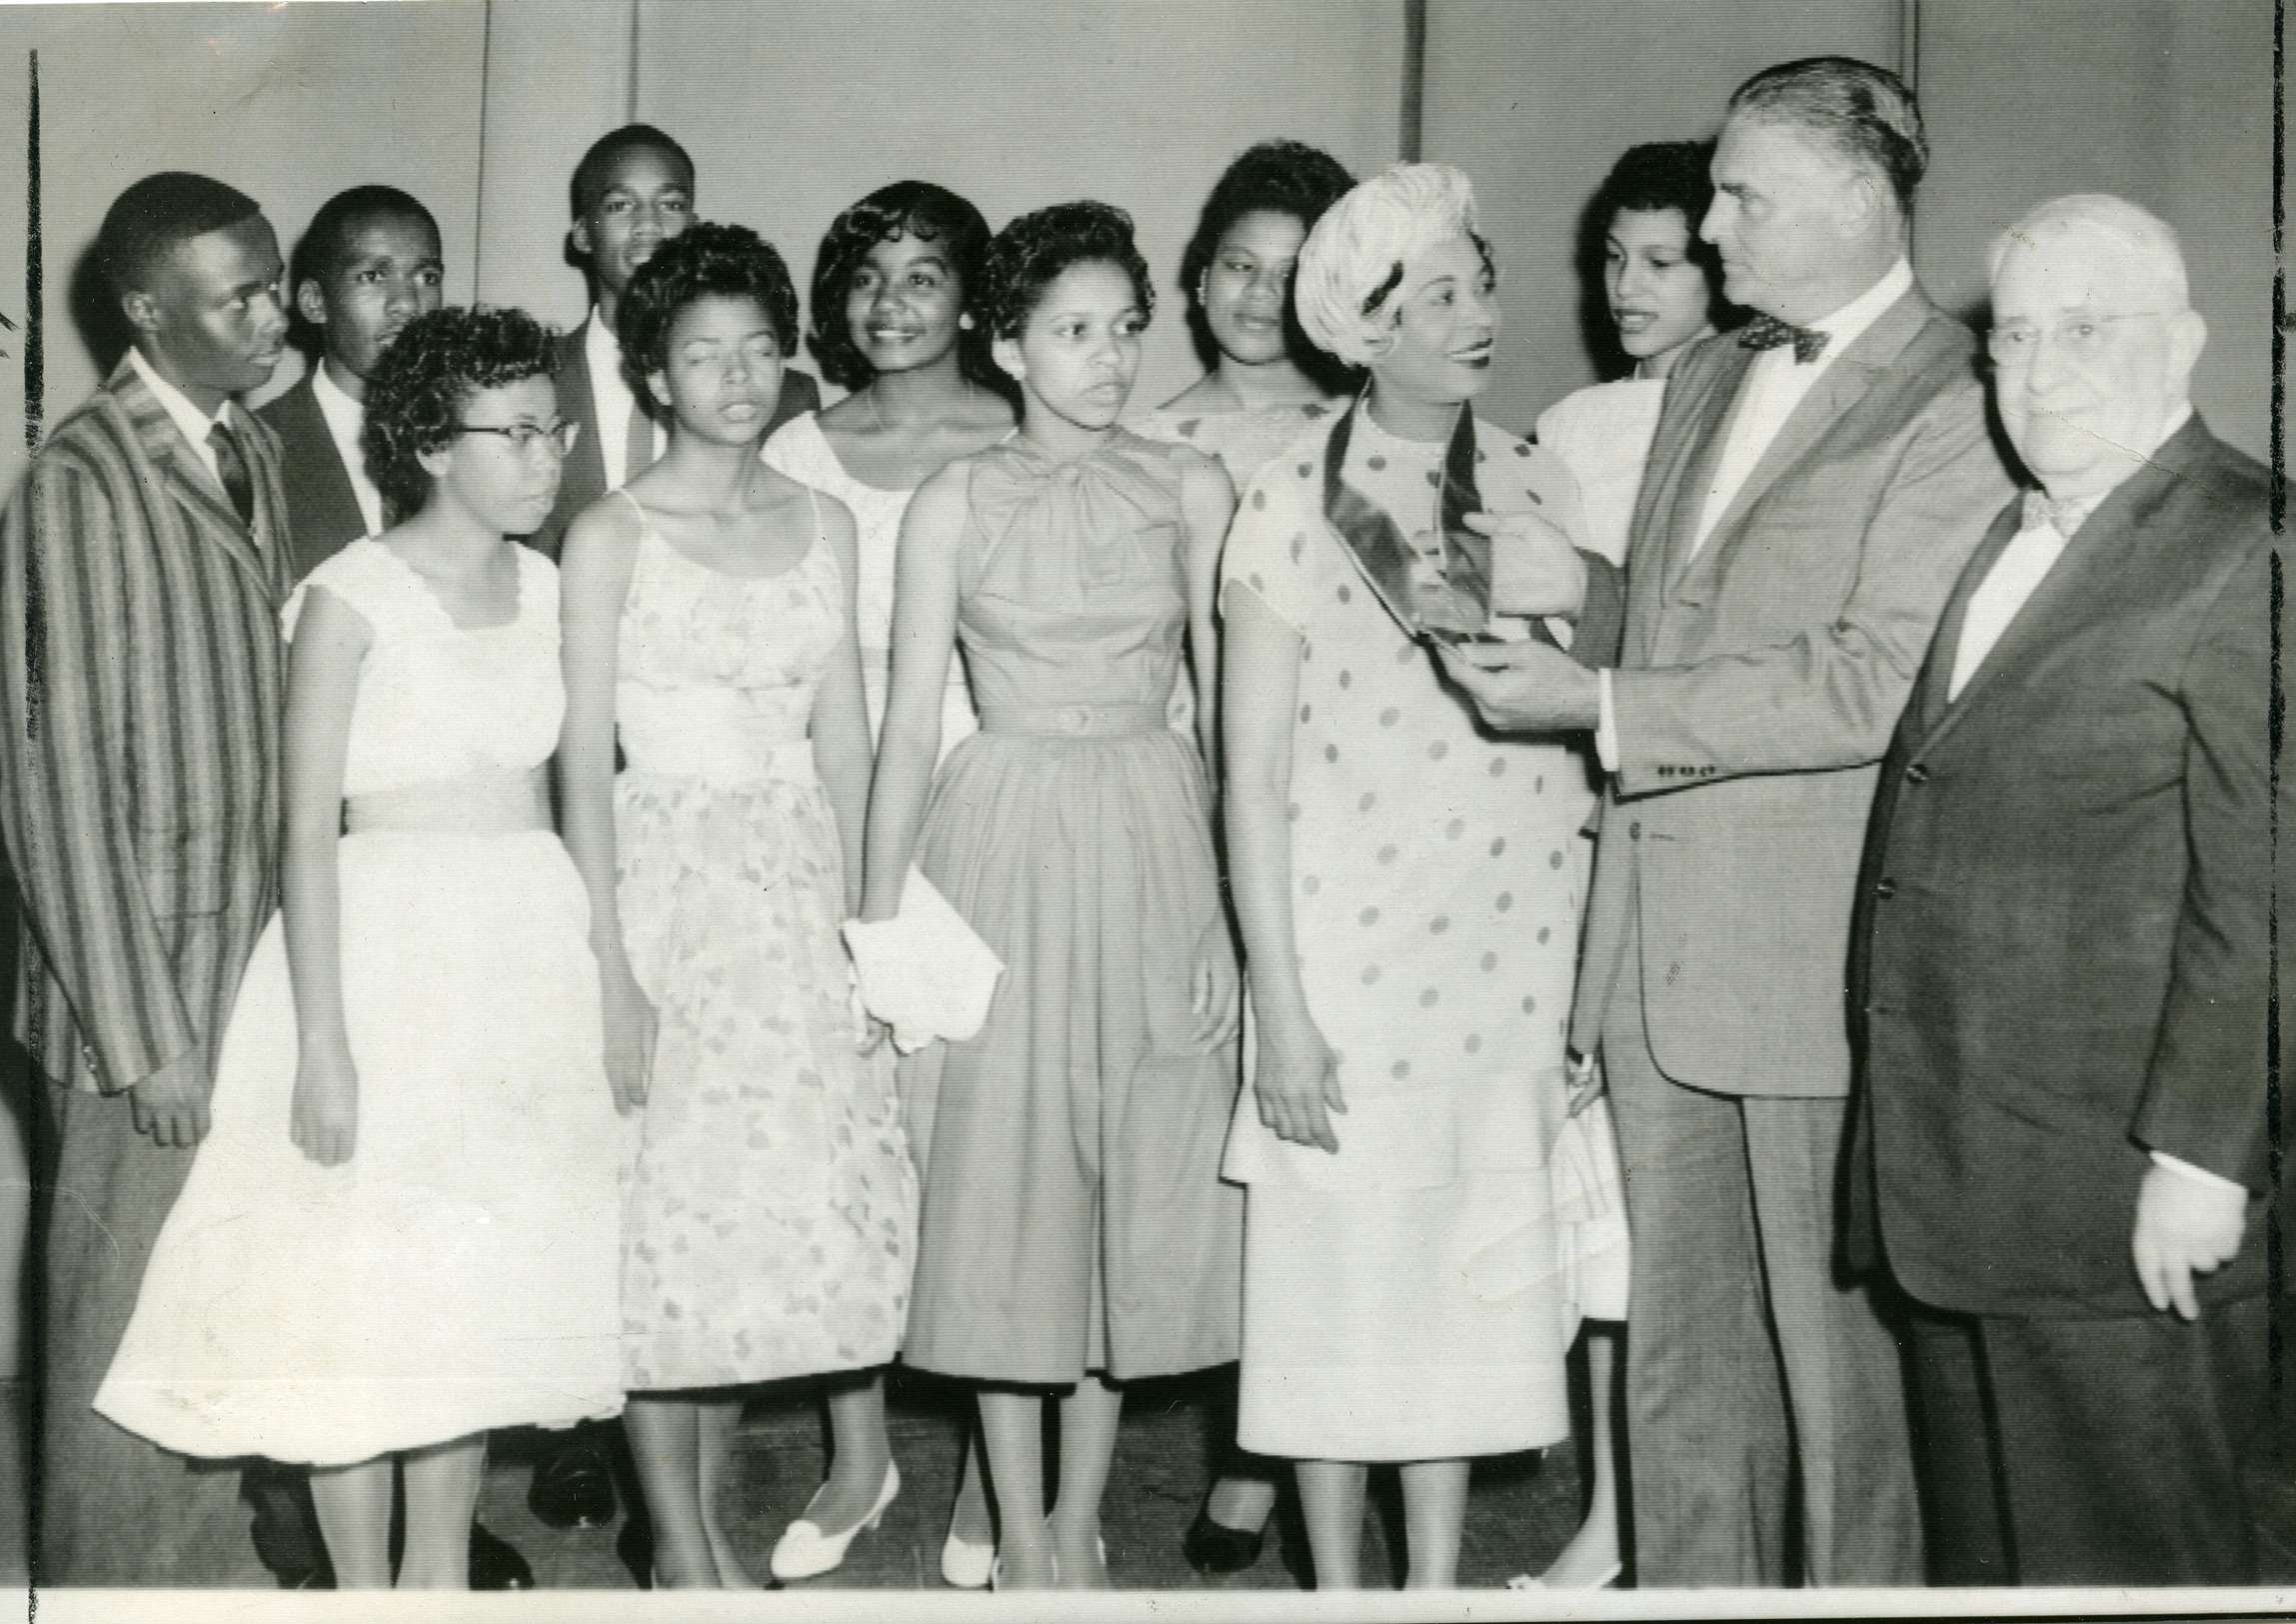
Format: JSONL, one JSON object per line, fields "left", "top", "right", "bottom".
{"left": 1620, "top": 339, "right": 1746, "bottom": 663}
{"left": 560, "top": 321, "right": 608, "bottom": 499}
{"left": 1675, "top": 291, "right": 1935, "bottom": 606}
{"left": 1912, "top": 503, "right": 2021, "bottom": 736}
{"left": 1652, "top": 342, "right": 1754, "bottom": 598}
{"left": 1911, "top": 418, "right": 2216, "bottom": 759}
{"left": 110, "top": 361, "right": 280, "bottom": 601}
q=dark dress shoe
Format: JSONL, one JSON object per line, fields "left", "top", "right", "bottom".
{"left": 529, "top": 1437, "right": 618, "bottom": 1529}
{"left": 1182, "top": 1503, "right": 1266, "bottom": 1574}
{"left": 469, "top": 1521, "right": 534, "bottom": 1590}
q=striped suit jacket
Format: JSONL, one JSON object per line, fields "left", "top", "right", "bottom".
{"left": 0, "top": 357, "right": 290, "bottom": 1094}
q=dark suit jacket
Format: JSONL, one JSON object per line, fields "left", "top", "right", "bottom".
{"left": 257, "top": 370, "right": 369, "bottom": 581}
{"left": 1569, "top": 288, "right": 2014, "bottom": 1096}
{"left": 533, "top": 314, "right": 822, "bottom": 559}
{"left": 1848, "top": 415, "right": 2276, "bottom": 1318}
{"left": 0, "top": 358, "right": 289, "bottom": 1094}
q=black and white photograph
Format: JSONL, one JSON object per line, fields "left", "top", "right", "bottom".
{"left": 0, "top": 1, "right": 2282, "bottom": 1617}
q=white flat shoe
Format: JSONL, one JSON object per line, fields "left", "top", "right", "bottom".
{"left": 941, "top": 1527, "right": 994, "bottom": 1589}
{"left": 1507, "top": 1557, "right": 1622, "bottom": 1589}
{"left": 769, "top": 1461, "right": 901, "bottom": 1582}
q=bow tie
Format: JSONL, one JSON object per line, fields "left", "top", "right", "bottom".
{"left": 1740, "top": 315, "right": 1829, "bottom": 364}
{"left": 2021, "top": 488, "right": 2090, "bottom": 538}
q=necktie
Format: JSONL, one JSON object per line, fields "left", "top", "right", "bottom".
{"left": 623, "top": 400, "right": 656, "bottom": 486}
{"left": 1739, "top": 314, "right": 1829, "bottom": 365}
{"left": 2021, "top": 487, "right": 2089, "bottom": 538}
{"left": 207, "top": 418, "right": 254, "bottom": 529}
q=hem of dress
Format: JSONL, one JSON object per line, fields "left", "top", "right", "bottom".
{"left": 94, "top": 1392, "right": 626, "bottom": 1470}
{"left": 899, "top": 1343, "right": 1239, "bottom": 1387}
{"left": 624, "top": 1349, "right": 901, "bottom": 1392}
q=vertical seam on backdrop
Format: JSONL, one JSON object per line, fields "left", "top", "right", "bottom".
{"left": 1399, "top": 0, "right": 1425, "bottom": 163}
{"left": 24, "top": 47, "right": 40, "bottom": 451}
{"left": 626, "top": 0, "right": 642, "bottom": 123}
{"left": 471, "top": 3, "right": 493, "bottom": 302}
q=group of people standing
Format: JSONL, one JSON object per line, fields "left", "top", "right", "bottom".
{"left": 0, "top": 48, "right": 2273, "bottom": 1598}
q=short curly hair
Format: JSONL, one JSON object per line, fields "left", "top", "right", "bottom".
{"left": 980, "top": 201, "right": 1152, "bottom": 343}
{"left": 806, "top": 181, "right": 1005, "bottom": 395}
{"left": 614, "top": 221, "right": 800, "bottom": 406}
{"left": 361, "top": 305, "right": 559, "bottom": 525}
{"left": 1581, "top": 141, "right": 1724, "bottom": 292}
{"left": 1177, "top": 140, "right": 1354, "bottom": 304}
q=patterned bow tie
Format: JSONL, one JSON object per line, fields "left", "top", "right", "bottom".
{"left": 2021, "top": 488, "right": 2090, "bottom": 537}
{"left": 1739, "top": 315, "right": 1829, "bottom": 364}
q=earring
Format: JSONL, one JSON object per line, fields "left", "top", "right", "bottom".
{"left": 958, "top": 313, "right": 976, "bottom": 331}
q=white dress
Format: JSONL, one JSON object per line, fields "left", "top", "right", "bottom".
{"left": 1532, "top": 376, "right": 1665, "bottom": 568}
{"left": 95, "top": 540, "right": 628, "bottom": 1466}
{"left": 761, "top": 413, "right": 977, "bottom": 755}
{"left": 1219, "top": 408, "right": 1588, "bottom": 1460}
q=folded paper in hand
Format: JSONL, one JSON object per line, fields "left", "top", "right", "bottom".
{"left": 842, "top": 867, "right": 1005, "bottom": 1054}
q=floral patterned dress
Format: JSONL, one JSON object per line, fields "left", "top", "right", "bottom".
{"left": 613, "top": 490, "right": 918, "bottom": 1390}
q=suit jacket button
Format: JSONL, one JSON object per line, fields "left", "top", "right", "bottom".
{"left": 1874, "top": 877, "right": 1896, "bottom": 899}
{"left": 1629, "top": 821, "right": 1642, "bottom": 840}
{"left": 1904, "top": 762, "right": 1929, "bottom": 784}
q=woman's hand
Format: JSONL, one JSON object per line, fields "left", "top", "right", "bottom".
{"left": 601, "top": 965, "right": 657, "bottom": 1116}
{"left": 1189, "top": 916, "right": 1241, "bottom": 1051}
{"left": 1253, "top": 1009, "right": 1344, "bottom": 1154}
{"left": 1564, "top": 1049, "right": 1605, "bottom": 1117}
{"left": 290, "top": 1038, "right": 358, "bottom": 1166}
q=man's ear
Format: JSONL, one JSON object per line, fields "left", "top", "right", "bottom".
{"left": 2166, "top": 308, "right": 2208, "bottom": 386}
{"left": 120, "top": 285, "right": 165, "bottom": 339}
{"left": 295, "top": 278, "right": 330, "bottom": 329}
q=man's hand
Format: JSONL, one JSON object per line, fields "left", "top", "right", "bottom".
{"left": 1437, "top": 638, "right": 1602, "bottom": 733}
{"left": 128, "top": 1051, "right": 213, "bottom": 1149}
{"left": 2132, "top": 1162, "right": 2248, "bottom": 1319}
{"left": 1468, "top": 509, "right": 1586, "bottom": 619}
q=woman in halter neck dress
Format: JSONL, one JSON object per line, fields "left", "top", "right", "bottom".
{"left": 559, "top": 225, "right": 916, "bottom": 1589}
{"left": 860, "top": 201, "right": 1241, "bottom": 1591}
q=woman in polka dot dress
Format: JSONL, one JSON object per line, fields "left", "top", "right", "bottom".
{"left": 1218, "top": 164, "right": 1597, "bottom": 1588}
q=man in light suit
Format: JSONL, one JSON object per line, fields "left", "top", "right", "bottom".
{"left": 0, "top": 173, "right": 291, "bottom": 1585}
{"left": 259, "top": 186, "right": 444, "bottom": 580}
{"left": 1445, "top": 57, "right": 2012, "bottom": 1584}
{"left": 534, "top": 124, "right": 818, "bottom": 560}
{"left": 1848, "top": 195, "right": 2275, "bottom": 1586}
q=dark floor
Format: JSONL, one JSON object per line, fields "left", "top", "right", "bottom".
{"left": 469, "top": 1365, "right": 1589, "bottom": 1593}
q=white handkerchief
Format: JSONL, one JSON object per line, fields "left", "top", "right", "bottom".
{"left": 842, "top": 867, "right": 1006, "bottom": 1054}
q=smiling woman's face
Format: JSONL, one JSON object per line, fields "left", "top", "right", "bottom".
{"left": 1371, "top": 234, "right": 1499, "bottom": 407}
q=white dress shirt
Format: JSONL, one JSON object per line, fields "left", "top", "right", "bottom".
{"left": 584, "top": 308, "right": 666, "bottom": 491}
{"left": 1595, "top": 258, "right": 1915, "bottom": 770}
{"left": 309, "top": 362, "right": 386, "bottom": 537}
{"left": 127, "top": 346, "right": 231, "bottom": 482}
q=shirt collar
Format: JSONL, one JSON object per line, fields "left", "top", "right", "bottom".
{"left": 1806, "top": 257, "right": 1914, "bottom": 356}
{"left": 128, "top": 346, "right": 231, "bottom": 449}
{"left": 309, "top": 358, "right": 363, "bottom": 427}
{"left": 584, "top": 306, "right": 624, "bottom": 378}
{"left": 2033, "top": 401, "right": 2194, "bottom": 531}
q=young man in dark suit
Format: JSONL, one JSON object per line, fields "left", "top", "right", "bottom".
{"left": 258, "top": 187, "right": 443, "bottom": 580}
{"left": 1850, "top": 194, "right": 2276, "bottom": 1585}
{"left": 0, "top": 172, "right": 290, "bottom": 1587}
{"left": 533, "top": 124, "right": 818, "bottom": 559}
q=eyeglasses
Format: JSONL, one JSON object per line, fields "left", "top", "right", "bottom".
{"left": 1986, "top": 311, "right": 2161, "bottom": 366}
{"left": 456, "top": 420, "right": 581, "bottom": 457}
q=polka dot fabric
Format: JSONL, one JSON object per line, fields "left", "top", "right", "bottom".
{"left": 1219, "top": 409, "right": 1598, "bottom": 1194}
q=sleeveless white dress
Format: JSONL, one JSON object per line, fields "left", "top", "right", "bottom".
{"left": 761, "top": 413, "right": 978, "bottom": 755}
{"left": 95, "top": 539, "right": 628, "bottom": 1466}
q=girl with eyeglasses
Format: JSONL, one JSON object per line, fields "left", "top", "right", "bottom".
{"left": 95, "top": 306, "right": 628, "bottom": 1588}
{"left": 557, "top": 223, "right": 916, "bottom": 1589}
